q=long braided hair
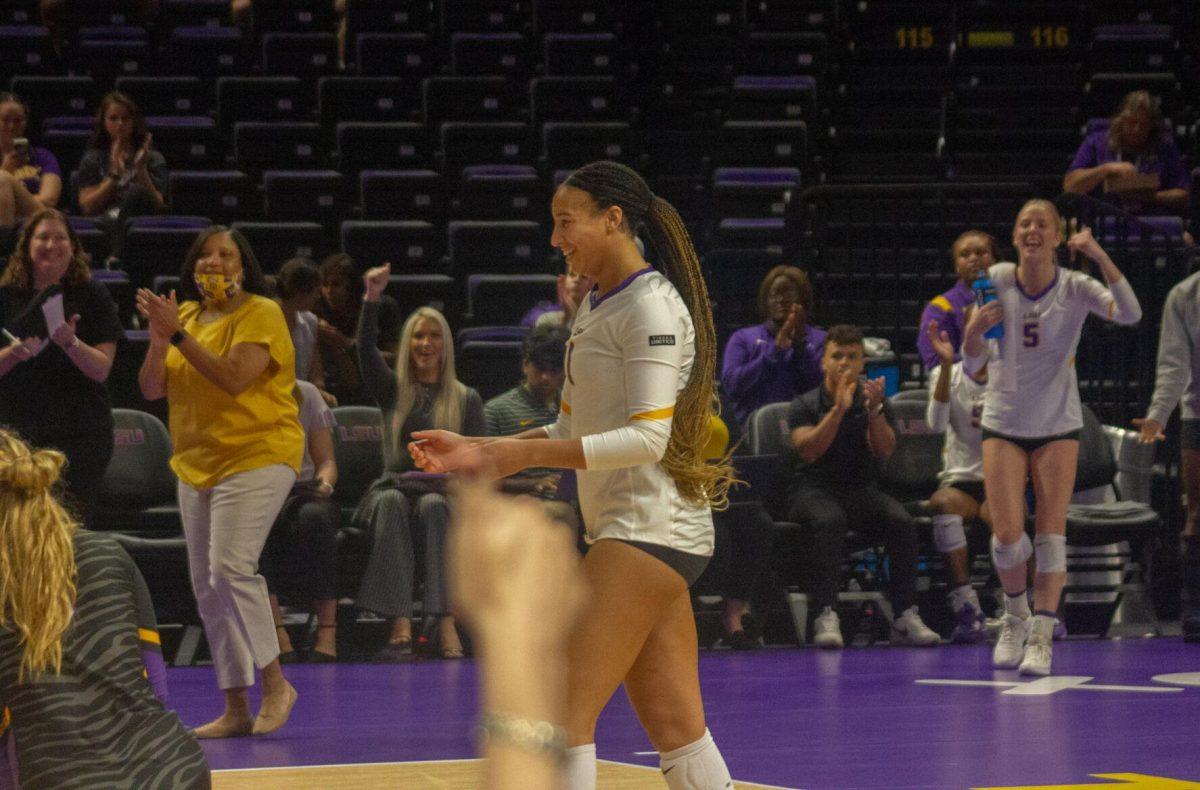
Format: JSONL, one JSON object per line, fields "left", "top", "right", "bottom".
{"left": 562, "top": 161, "right": 735, "bottom": 509}
{"left": 0, "top": 430, "right": 78, "bottom": 681}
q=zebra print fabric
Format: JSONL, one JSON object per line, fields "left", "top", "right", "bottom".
{"left": 0, "top": 531, "right": 209, "bottom": 789}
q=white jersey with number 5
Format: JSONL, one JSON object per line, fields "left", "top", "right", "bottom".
{"left": 980, "top": 262, "right": 1140, "bottom": 437}
{"left": 543, "top": 268, "right": 714, "bottom": 556}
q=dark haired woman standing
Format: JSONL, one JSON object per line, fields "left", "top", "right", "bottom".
{"left": 136, "top": 226, "right": 303, "bottom": 739}
{"left": 413, "top": 162, "right": 737, "bottom": 788}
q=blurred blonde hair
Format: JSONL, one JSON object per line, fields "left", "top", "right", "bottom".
{"left": 0, "top": 430, "right": 78, "bottom": 681}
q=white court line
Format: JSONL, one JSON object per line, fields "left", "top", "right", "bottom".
{"left": 212, "top": 758, "right": 480, "bottom": 773}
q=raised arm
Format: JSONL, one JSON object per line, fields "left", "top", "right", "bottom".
{"left": 357, "top": 264, "right": 399, "bottom": 408}
{"left": 1068, "top": 227, "right": 1141, "bottom": 325}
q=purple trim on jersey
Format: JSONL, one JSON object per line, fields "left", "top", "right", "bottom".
{"left": 1016, "top": 267, "right": 1059, "bottom": 302}
{"left": 142, "top": 646, "right": 169, "bottom": 702}
{"left": 916, "top": 280, "right": 975, "bottom": 369}
{"left": 520, "top": 301, "right": 558, "bottom": 327}
{"left": 590, "top": 266, "right": 653, "bottom": 309}
{"left": 14, "top": 146, "right": 60, "bottom": 194}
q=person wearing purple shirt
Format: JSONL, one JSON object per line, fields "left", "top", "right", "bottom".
{"left": 916, "top": 230, "right": 997, "bottom": 370}
{"left": 721, "top": 265, "right": 826, "bottom": 427}
{"left": 0, "top": 93, "right": 62, "bottom": 210}
{"left": 1063, "top": 90, "right": 1191, "bottom": 216}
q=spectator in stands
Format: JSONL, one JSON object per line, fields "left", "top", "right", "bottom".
{"left": 0, "top": 208, "right": 122, "bottom": 528}
{"left": 275, "top": 257, "right": 336, "bottom": 406}
{"left": 136, "top": 226, "right": 302, "bottom": 738}
{"left": 924, "top": 320, "right": 989, "bottom": 643}
{"left": 263, "top": 379, "right": 341, "bottom": 663}
{"left": 314, "top": 253, "right": 401, "bottom": 405}
{"left": 77, "top": 91, "right": 166, "bottom": 270}
{"left": 722, "top": 265, "right": 826, "bottom": 429}
{"left": 40, "top": 0, "right": 158, "bottom": 54}
{"left": 1063, "top": 90, "right": 1191, "bottom": 215}
{"left": 786, "top": 324, "right": 940, "bottom": 649}
{"left": 1134, "top": 269, "right": 1200, "bottom": 642}
{"left": 0, "top": 429, "right": 211, "bottom": 789}
{"left": 0, "top": 93, "right": 62, "bottom": 210}
{"left": 354, "top": 263, "right": 485, "bottom": 661}
{"left": 484, "top": 324, "right": 579, "bottom": 531}
{"left": 916, "top": 230, "right": 997, "bottom": 371}
{"left": 521, "top": 251, "right": 595, "bottom": 330}
{"left": 963, "top": 200, "right": 1140, "bottom": 676}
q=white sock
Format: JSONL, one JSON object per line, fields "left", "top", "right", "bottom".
{"left": 564, "top": 743, "right": 596, "bottom": 790}
{"left": 950, "top": 584, "right": 980, "bottom": 612}
{"left": 1004, "top": 591, "right": 1031, "bottom": 620}
{"left": 659, "top": 728, "right": 733, "bottom": 790}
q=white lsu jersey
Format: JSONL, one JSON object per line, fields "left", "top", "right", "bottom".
{"left": 926, "top": 363, "right": 985, "bottom": 483}
{"left": 980, "top": 262, "right": 1140, "bottom": 437}
{"left": 543, "top": 268, "right": 715, "bottom": 556}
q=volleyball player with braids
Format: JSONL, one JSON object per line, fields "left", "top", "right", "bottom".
{"left": 411, "top": 161, "right": 737, "bottom": 789}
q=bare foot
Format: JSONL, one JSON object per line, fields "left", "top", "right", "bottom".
{"left": 193, "top": 712, "right": 253, "bottom": 739}
{"left": 252, "top": 682, "right": 298, "bottom": 736}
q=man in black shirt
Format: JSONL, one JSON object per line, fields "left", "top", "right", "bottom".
{"left": 787, "top": 324, "right": 939, "bottom": 649}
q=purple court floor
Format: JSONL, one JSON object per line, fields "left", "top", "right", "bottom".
{"left": 172, "top": 638, "right": 1200, "bottom": 789}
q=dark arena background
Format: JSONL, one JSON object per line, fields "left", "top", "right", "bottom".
{"left": 1, "top": 1, "right": 1199, "bottom": 788}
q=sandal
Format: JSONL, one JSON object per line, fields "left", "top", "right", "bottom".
{"left": 372, "top": 638, "right": 414, "bottom": 663}
{"left": 275, "top": 625, "right": 300, "bottom": 663}
{"left": 308, "top": 624, "right": 338, "bottom": 663}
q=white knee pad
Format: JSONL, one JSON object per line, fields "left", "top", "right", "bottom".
{"left": 990, "top": 533, "right": 1033, "bottom": 570}
{"left": 1034, "top": 533, "right": 1067, "bottom": 574}
{"left": 932, "top": 514, "right": 967, "bottom": 553}
{"left": 660, "top": 729, "right": 732, "bottom": 790}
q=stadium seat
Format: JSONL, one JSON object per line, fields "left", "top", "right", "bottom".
{"left": 715, "top": 121, "right": 808, "bottom": 169}
{"left": 158, "top": 0, "right": 229, "bottom": 31}
{"left": 234, "top": 121, "right": 326, "bottom": 175}
{"left": 1084, "top": 72, "right": 1181, "bottom": 116}
{"left": 744, "top": 0, "right": 835, "bottom": 33}
{"left": 711, "top": 167, "right": 801, "bottom": 220}
{"left": 465, "top": 273, "right": 556, "bottom": 325}
{"left": 533, "top": 0, "right": 619, "bottom": 36}
{"left": 355, "top": 32, "right": 438, "bottom": 79}
{"left": 253, "top": 0, "right": 337, "bottom": 34}
{"left": 263, "top": 170, "right": 344, "bottom": 225}
{"left": 9, "top": 75, "right": 95, "bottom": 129}
{"left": 530, "top": 76, "right": 625, "bottom": 124}
{"left": 440, "top": 121, "right": 534, "bottom": 178}
{"left": 329, "top": 404, "right": 385, "bottom": 573}
{"left": 704, "top": 247, "right": 783, "bottom": 327}
{"left": 742, "top": 32, "right": 829, "bottom": 78}
{"left": 115, "top": 75, "right": 206, "bottom": 116}
{"left": 262, "top": 32, "right": 338, "bottom": 79}
{"left": 422, "top": 76, "right": 524, "bottom": 126}
{"left": 1090, "top": 24, "right": 1177, "bottom": 74}
{"left": 147, "top": 115, "right": 222, "bottom": 169}
{"left": 711, "top": 218, "right": 788, "bottom": 254}
{"left": 231, "top": 221, "right": 332, "bottom": 271}
{"left": 542, "top": 121, "right": 636, "bottom": 172}
{"left": 457, "top": 339, "right": 525, "bottom": 401}
{"left": 216, "top": 76, "right": 311, "bottom": 128}
{"left": 120, "top": 217, "right": 209, "bottom": 285}
{"left": 335, "top": 123, "right": 434, "bottom": 182}
{"left": 340, "top": 220, "right": 445, "bottom": 272}
{"left": 169, "top": 170, "right": 254, "bottom": 224}
{"left": 76, "top": 38, "right": 152, "bottom": 82}
{"left": 448, "top": 220, "right": 547, "bottom": 275}
{"left": 95, "top": 408, "right": 181, "bottom": 535}
{"left": 92, "top": 269, "right": 133, "bottom": 326}
{"left": 726, "top": 75, "right": 817, "bottom": 123}
{"left": 318, "top": 77, "right": 413, "bottom": 130}
{"left": 163, "top": 26, "right": 244, "bottom": 80}
{"left": 440, "top": 0, "right": 530, "bottom": 35}
{"left": 450, "top": 32, "right": 531, "bottom": 78}
{"left": 384, "top": 274, "right": 460, "bottom": 320}
{"left": 456, "top": 165, "right": 543, "bottom": 221}
{"left": 0, "top": 25, "right": 54, "bottom": 77}
{"left": 543, "top": 33, "right": 620, "bottom": 76}
{"left": 359, "top": 169, "right": 445, "bottom": 222}
{"left": 346, "top": 0, "right": 436, "bottom": 49}
{"left": 877, "top": 397, "right": 942, "bottom": 507}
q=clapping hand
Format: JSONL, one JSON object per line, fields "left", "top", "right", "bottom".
{"left": 7, "top": 334, "right": 47, "bottom": 362}
{"left": 833, "top": 370, "right": 856, "bottom": 413}
{"left": 861, "top": 376, "right": 886, "bottom": 413}
{"left": 926, "top": 320, "right": 955, "bottom": 366}
{"left": 131, "top": 133, "right": 153, "bottom": 173}
{"left": 775, "top": 305, "right": 801, "bottom": 351}
{"left": 1131, "top": 417, "right": 1166, "bottom": 445}
{"left": 135, "top": 288, "right": 181, "bottom": 345}
{"left": 50, "top": 314, "right": 82, "bottom": 350}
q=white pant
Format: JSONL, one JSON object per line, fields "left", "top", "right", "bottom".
{"left": 179, "top": 464, "right": 296, "bottom": 689}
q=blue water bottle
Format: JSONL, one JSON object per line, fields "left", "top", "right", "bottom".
{"left": 972, "top": 275, "right": 1004, "bottom": 340}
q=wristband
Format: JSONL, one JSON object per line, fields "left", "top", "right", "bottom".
{"left": 477, "top": 712, "right": 567, "bottom": 766}
{"left": 169, "top": 329, "right": 187, "bottom": 346}
{"left": 68, "top": 336, "right": 80, "bottom": 349}
{"left": 871, "top": 403, "right": 884, "bottom": 416}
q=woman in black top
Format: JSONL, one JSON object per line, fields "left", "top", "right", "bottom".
{"left": 354, "top": 263, "right": 485, "bottom": 660}
{"left": 0, "top": 208, "right": 122, "bottom": 526}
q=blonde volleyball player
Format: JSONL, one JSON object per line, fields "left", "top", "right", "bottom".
{"left": 962, "top": 199, "right": 1141, "bottom": 676}
{"left": 411, "top": 161, "right": 736, "bottom": 790}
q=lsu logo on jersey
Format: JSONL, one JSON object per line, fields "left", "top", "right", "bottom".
{"left": 649, "top": 335, "right": 676, "bottom": 346}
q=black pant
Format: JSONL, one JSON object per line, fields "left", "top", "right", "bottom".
{"left": 787, "top": 483, "right": 919, "bottom": 612}
{"left": 713, "top": 500, "right": 775, "bottom": 602}
{"left": 100, "top": 186, "right": 159, "bottom": 274}
{"left": 23, "top": 426, "right": 113, "bottom": 530}
{"left": 261, "top": 488, "right": 340, "bottom": 602}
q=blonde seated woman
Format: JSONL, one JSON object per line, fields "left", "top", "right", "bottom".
{"left": 0, "top": 429, "right": 210, "bottom": 789}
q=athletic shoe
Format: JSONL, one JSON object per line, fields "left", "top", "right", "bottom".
{"left": 950, "top": 603, "right": 988, "bottom": 644}
{"left": 891, "top": 606, "right": 940, "bottom": 646}
{"left": 992, "top": 613, "right": 1029, "bottom": 669}
{"left": 812, "top": 606, "right": 843, "bottom": 649}
{"left": 1053, "top": 618, "right": 1068, "bottom": 641}
{"left": 1019, "top": 615, "right": 1055, "bottom": 676}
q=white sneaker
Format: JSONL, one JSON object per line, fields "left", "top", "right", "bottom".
{"left": 812, "top": 606, "right": 843, "bottom": 649}
{"left": 891, "top": 606, "right": 940, "bottom": 646}
{"left": 1019, "top": 615, "right": 1055, "bottom": 676}
{"left": 992, "top": 613, "right": 1029, "bottom": 669}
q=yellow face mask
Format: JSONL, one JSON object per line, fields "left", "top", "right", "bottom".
{"left": 194, "top": 272, "right": 241, "bottom": 302}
